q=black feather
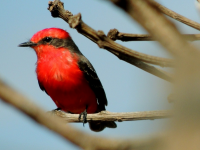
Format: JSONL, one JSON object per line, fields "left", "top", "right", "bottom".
{"left": 78, "top": 55, "right": 108, "bottom": 111}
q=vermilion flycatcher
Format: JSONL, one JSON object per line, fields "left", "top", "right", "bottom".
{"left": 19, "top": 28, "right": 116, "bottom": 132}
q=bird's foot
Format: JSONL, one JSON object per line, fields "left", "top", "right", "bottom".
{"left": 79, "top": 106, "right": 88, "bottom": 126}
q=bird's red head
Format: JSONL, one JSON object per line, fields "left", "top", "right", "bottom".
{"left": 30, "top": 28, "right": 70, "bottom": 43}
{"left": 18, "top": 28, "right": 75, "bottom": 58}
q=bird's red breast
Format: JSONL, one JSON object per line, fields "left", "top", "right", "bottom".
{"left": 35, "top": 45, "right": 98, "bottom": 114}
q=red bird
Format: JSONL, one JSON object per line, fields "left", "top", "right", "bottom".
{"left": 19, "top": 28, "right": 116, "bottom": 132}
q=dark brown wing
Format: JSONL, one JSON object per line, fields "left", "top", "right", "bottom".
{"left": 78, "top": 55, "right": 108, "bottom": 111}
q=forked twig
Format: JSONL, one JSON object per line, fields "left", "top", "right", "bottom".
{"left": 108, "top": 29, "right": 200, "bottom": 42}
{"left": 47, "top": 0, "right": 173, "bottom": 82}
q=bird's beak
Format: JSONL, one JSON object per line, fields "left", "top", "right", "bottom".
{"left": 18, "top": 41, "right": 37, "bottom": 47}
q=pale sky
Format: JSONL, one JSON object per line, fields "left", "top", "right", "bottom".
{"left": 0, "top": 0, "right": 199, "bottom": 149}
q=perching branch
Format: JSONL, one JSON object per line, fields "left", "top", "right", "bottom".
{"left": 52, "top": 110, "right": 171, "bottom": 122}
{"left": 0, "top": 77, "right": 170, "bottom": 150}
{"left": 47, "top": 0, "right": 173, "bottom": 82}
{"left": 108, "top": 29, "right": 200, "bottom": 42}
{"left": 152, "top": 1, "right": 200, "bottom": 31}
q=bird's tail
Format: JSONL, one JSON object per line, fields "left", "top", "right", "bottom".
{"left": 89, "top": 121, "right": 117, "bottom": 132}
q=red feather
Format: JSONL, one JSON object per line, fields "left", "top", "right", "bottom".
{"left": 36, "top": 45, "right": 97, "bottom": 113}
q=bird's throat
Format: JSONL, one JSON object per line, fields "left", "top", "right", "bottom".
{"left": 36, "top": 46, "right": 83, "bottom": 90}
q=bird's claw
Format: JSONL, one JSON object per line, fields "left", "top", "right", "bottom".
{"left": 79, "top": 107, "right": 88, "bottom": 126}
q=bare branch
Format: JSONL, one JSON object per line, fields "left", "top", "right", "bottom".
{"left": 110, "top": 0, "right": 199, "bottom": 57}
{"left": 52, "top": 110, "right": 171, "bottom": 122}
{"left": 152, "top": 1, "right": 200, "bottom": 31}
{"left": 47, "top": 0, "right": 173, "bottom": 67}
{"left": 108, "top": 29, "right": 200, "bottom": 42}
{"left": 47, "top": 0, "right": 174, "bottom": 82}
{"left": 0, "top": 78, "right": 92, "bottom": 149}
{"left": 0, "top": 77, "right": 169, "bottom": 150}
{"left": 122, "top": 59, "right": 173, "bottom": 82}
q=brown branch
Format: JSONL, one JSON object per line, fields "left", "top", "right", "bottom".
{"left": 0, "top": 78, "right": 168, "bottom": 150}
{"left": 108, "top": 29, "right": 200, "bottom": 42}
{"left": 52, "top": 110, "right": 171, "bottom": 122}
{"left": 152, "top": 1, "right": 200, "bottom": 31}
{"left": 47, "top": 0, "right": 173, "bottom": 83}
{"left": 47, "top": 0, "right": 173, "bottom": 67}
{"left": 121, "top": 58, "right": 173, "bottom": 82}
{"left": 102, "top": 40, "right": 173, "bottom": 82}
{"left": 111, "top": 0, "right": 199, "bottom": 57}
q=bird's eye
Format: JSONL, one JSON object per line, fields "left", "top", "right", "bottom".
{"left": 44, "top": 37, "right": 52, "bottom": 43}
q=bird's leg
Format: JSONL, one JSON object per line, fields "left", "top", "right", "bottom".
{"left": 79, "top": 105, "right": 88, "bottom": 126}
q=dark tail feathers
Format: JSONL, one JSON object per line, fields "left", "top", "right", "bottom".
{"left": 89, "top": 121, "right": 117, "bottom": 132}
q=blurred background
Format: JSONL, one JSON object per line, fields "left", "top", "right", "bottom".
{"left": 0, "top": 0, "right": 199, "bottom": 149}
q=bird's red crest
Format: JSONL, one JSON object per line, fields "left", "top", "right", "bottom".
{"left": 30, "top": 28, "right": 70, "bottom": 43}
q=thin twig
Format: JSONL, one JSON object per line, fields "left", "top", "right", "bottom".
{"left": 108, "top": 29, "right": 200, "bottom": 42}
{"left": 152, "top": 1, "right": 200, "bottom": 31}
{"left": 47, "top": 0, "right": 173, "bottom": 82}
{"left": 111, "top": 0, "right": 199, "bottom": 57}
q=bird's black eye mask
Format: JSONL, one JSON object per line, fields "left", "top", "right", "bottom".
{"left": 37, "top": 36, "right": 53, "bottom": 45}
{"left": 36, "top": 37, "right": 82, "bottom": 54}
{"left": 43, "top": 37, "right": 53, "bottom": 43}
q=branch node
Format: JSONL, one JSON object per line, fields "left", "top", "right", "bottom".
{"left": 117, "top": 32, "right": 124, "bottom": 40}
{"left": 107, "top": 29, "right": 119, "bottom": 41}
{"left": 65, "top": 10, "right": 73, "bottom": 17}
{"left": 97, "top": 30, "right": 106, "bottom": 40}
{"left": 68, "top": 13, "right": 82, "bottom": 28}
{"left": 48, "top": 0, "right": 64, "bottom": 18}
{"left": 47, "top": 0, "right": 174, "bottom": 81}
{"left": 97, "top": 41, "right": 105, "bottom": 49}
